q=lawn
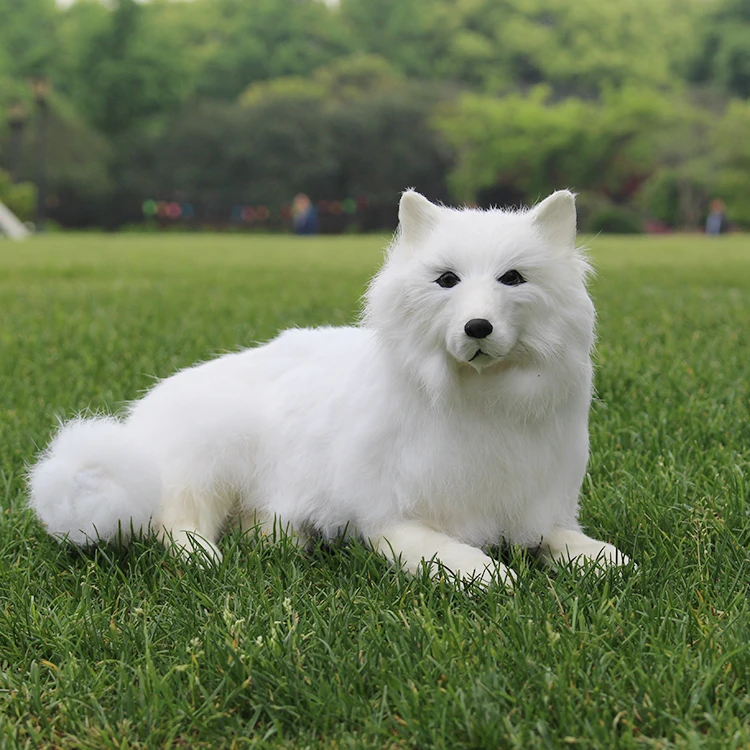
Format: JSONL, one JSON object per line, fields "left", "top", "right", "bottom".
{"left": 1, "top": 232, "right": 749, "bottom": 749}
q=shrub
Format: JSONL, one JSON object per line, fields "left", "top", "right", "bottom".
{"left": 637, "top": 171, "right": 681, "bottom": 228}
{"left": 636, "top": 169, "right": 713, "bottom": 229}
{"left": 0, "top": 169, "right": 36, "bottom": 221}
{"left": 588, "top": 205, "right": 643, "bottom": 234}
{"left": 574, "top": 191, "right": 615, "bottom": 233}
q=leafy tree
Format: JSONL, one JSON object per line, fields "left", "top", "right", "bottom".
{"left": 0, "top": 0, "right": 59, "bottom": 80}
{"left": 312, "top": 54, "right": 406, "bottom": 102}
{"left": 240, "top": 54, "right": 406, "bottom": 106}
{"left": 342, "top": 0, "right": 701, "bottom": 95}
{"left": 119, "top": 98, "right": 338, "bottom": 212}
{"left": 634, "top": 98, "right": 719, "bottom": 228}
{"left": 712, "top": 99, "right": 750, "bottom": 225}
{"left": 689, "top": 0, "right": 750, "bottom": 98}
{"left": 0, "top": 0, "right": 741, "bottom": 230}
{"left": 45, "top": 97, "right": 113, "bottom": 226}
{"left": 340, "top": 0, "right": 463, "bottom": 82}
{"left": 328, "top": 88, "right": 451, "bottom": 204}
{"left": 119, "top": 60, "right": 450, "bottom": 221}
{"left": 0, "top": 89, "right": 112, "bottom": 226}
{"left": 434, "top": 86, "right": 677, "bottom": 205}
{"left": 62, "top": 0, "right": 194, "bottom": 136}
{"left": 169, "top": 0, "right": 354, "bottom": 101}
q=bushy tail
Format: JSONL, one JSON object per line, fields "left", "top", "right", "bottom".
{"left": 28, "top": 417, "right": 161, "bottom": 545}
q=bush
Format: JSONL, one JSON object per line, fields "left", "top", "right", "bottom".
{"left": 588, "top": 206, "right": 643, "bottom": 234}
{"left": 636, "top": 169, "right": 713, "bottom": 229}
{"left": 637, "top": 171, "right": 681, "bottom": 228}
{"left": 0, "top": 169, "right": 36, "bottom": 221}
{"left": 574, "top": 191, "right": 615, "bottom": 233}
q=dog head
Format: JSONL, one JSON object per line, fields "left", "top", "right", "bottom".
{"left": 364, "top": 190, "right": 595, "bottom": 401}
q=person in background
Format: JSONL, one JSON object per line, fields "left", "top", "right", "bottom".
{"left": 292, "top": 193, "right": 317, "bottom": 235}
{"left": 705, "top": 198, "right": 729, "bottom": 236}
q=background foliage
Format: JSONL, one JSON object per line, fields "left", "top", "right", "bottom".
{"left": 0, "top": 0, "right": 748, "bottom": 230}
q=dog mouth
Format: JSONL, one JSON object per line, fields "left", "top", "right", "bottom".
{"left": 467, "top": 348, "right": 514, "bottom": 370}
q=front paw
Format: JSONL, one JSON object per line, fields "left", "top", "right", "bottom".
{"left": 564, "top": 541, "right": 633, "bottom": 572}
{"left": 473, "top": 561, "right": 517, "bottom": 589}
{"left": 543, "top": 529, "right": 635, "bottom": 574}
{"left": 161, "top": 529, "right": 223, "bottom": 567}
{"left": 445, "top": 553, "right": 517, "bottom": 590}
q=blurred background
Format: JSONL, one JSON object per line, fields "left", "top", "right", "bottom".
{"left": 0, "top": 0, "right": 748, "bottom": 234}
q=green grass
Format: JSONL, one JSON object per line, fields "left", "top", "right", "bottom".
{"left": 1, "top": 232, "right": 749, "bottom": 749}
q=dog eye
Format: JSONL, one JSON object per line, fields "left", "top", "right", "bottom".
{"left": 435, "top": 271, "right": 461, "bottom": 289}
{"left": 498, "top": 269, "right": 525, "bottom": 286}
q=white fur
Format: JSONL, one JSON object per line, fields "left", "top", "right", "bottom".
{"left": 28, "top": 190, "right": 630, "bottom": 585}
{"left": 28, "top": 417, "right": 159, "bottom": 544}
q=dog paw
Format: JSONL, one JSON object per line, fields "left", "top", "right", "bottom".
{"left": 447, "top": 552, "right": 516, "bottom": 590}
{"left": 564, "top": 542, "right": 634, "bottom": 574}
{"left": 161, "top": 529, "right": 223, "bottom": 567}
{"left": 471, "top": 561, "right": 516, "bottom": 590}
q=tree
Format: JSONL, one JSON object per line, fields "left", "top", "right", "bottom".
{"left": 712, "top": 99, "right": 750, "bottom": 225}
{"left": 170, "top": 0, "right": 354, "bottom": 101}
{"left": 340, "top": 0, "right": 464, "bottom": 82}
{"left": 119, "top": 98, "right": 338, "bottom": 213}
{"left": 0, "top": 0, "right": 737, "bottom": 229}
{"left": 434, "top": 86, "right": 677, "bottom": 205}
{"left": 689, "top": 0, "right": 750, "bottom": 98}
{"left": 634, "top": 98, "right": 719, "bottom": 228}
{"left": 62, "top": 0, "right": 194, "bottom": 137}
{"left": 0, "top": 0, "right": 59, "bottom": 80}
{"left": 118, "top": 57, "right": 451, "bottom": 223}
{"left": 0, "top": 89, "right": 112, "bottom": 226}
{"left": 341, "top": 0, "right": 701, "bottom": 96}
{"left": 327, "top": 89, "right": 452, "bottom": 204}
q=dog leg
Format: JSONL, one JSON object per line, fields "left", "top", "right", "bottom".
{"left": 541, "top": 528, "right": 631, "bottom": 570}
{"left": 158, "top": 489, "right": 229, "bottom": 564}
{"left": 237, "top": 508, "right": 310, "bottom": 547}
{"left": 373, "top": 520, "right": 515, "bottom": 588}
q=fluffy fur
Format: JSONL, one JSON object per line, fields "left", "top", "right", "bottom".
{"left": 28, "top": 190, "right": 630, "bottom": 586}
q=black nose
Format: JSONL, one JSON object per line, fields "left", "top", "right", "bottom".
{"left": 464, "top": 318, "right": 493, "bottom": 339}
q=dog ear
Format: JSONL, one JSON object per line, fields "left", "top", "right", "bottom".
{"left": 399, "top": 190, "right": 441, "bottom": 247}
{"left": 532, "top": 190, "right": 577, "bottom": 250}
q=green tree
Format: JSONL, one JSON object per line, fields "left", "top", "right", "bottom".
{"left": 171, "top": 0, "right": 353, "bottom": 101}
{"left": 0, "top": 90, "right": 112, "bottom": 226}
{"left": 342, "top": 0, "right": 701, "bottom": 95}
{"left": 328, "top": 89, "right": 451, "bottom": 204}
{"left": 634, "top": 97, "right": 719, "bottom": 228}
{"left": 0, "top": 0, "right": 732, "bottom": 229}
{"left": 313, "top": 54, "right": 406, "bottom": 102}
{"left": 119, "top": 58, "right": 450, "bottom": 219}
{"left": 63, "top": 0, "right": 193, "bottom": 136}
{"left": 689, "top": 0, "right": 750, "bottom": 98}
{"left": 712, "top": 99, "right": 750, "bottom": 225}
{"left": 0, "top": 0, "right": 59, "bottom": 80}
{"left": 120, "top": 98, "right": 338, "bottom": 211}
{"left": 434, "top": 86, "right": 677, "bottom": 205}
{"left": 240, "top": 54, "right": 406, "bottom": 107}
{"left": 340, "top": 0, "right": 463, "bottom": 82}
{"left": 239, "top": 57, "right": 450, "bottom": 205}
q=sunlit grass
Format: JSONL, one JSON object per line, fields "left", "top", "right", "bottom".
{"left": 1, "top": 232, "right": 748, "bottom": 748}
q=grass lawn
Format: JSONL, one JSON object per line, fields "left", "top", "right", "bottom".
{"left": 1, "top": 232, "right": 749, "bottom": 748}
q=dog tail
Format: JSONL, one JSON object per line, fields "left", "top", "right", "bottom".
{"left": 28, "top": 416, "right": 161, "bottom": 545}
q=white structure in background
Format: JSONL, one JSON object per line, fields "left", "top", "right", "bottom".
{"left": 0, "top": 202, "right": 31, "bottom": 239}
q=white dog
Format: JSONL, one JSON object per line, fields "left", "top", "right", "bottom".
{"left": 29, "top": 190, "right": 630, "bottom": 587}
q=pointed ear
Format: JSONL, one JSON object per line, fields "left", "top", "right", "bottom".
{"left": 399, "top": 190, "right": 441, "bottom": 246}
{"left": 532, "top": 190, "right": 577, "bottom": 250}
